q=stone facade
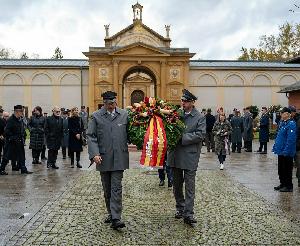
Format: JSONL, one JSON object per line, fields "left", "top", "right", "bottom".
{"left": 0, "top": 63, "right": 89, "bottom": 115}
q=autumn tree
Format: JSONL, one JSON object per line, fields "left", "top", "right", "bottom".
{"left": 238, "top": 22, "right": 300, "bottom": 61}
{"left": 52, "top": 47, "right": 63, "bottom": 59}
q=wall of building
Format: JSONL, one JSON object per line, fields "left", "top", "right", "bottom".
{"left": 189, "top": 68, "right": 299, "bottom": 114}
{"left": 0, "top": 68, "right": 89, "bottom": 114}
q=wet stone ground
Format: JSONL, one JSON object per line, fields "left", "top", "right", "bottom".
{"left": 2, "top": 141, "right": 300, "bottom": 245}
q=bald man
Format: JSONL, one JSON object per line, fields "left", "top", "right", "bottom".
{"left": 45, "top": 106, "right": 63, "bottom": 169}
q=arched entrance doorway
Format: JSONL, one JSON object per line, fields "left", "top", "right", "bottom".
{"left": 122, "top": 66, "right": 156, "bottom": 107}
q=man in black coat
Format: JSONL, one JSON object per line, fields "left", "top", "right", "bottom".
{"left": 0, "top": 114, "right": 5, "bottom": 163}
{"left": 45, "top": 106, "right": 63, "bottom": 169}
{"left": 0, "top": 105, "right": 33, "bottom": 175}
{"left": 256, "top": 107, "right": 270, "bottom": 154}
{"left": 205, "top": 108, "right": 216, "bottom": 152}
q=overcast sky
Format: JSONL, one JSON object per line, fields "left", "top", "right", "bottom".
{"left": 0, "top": 0, "right": 298, "bottom": 60}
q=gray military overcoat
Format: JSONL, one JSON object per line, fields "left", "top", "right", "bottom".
{"left": 87, "top": 107, "right": 129, "bottom": 172}
{"left": 167, "top": 108, "right": 206, "bottom": 171}
{"left": 243, "top": 111, "right": 253, "bottom": 141}
{"left": 230, "top": 116, "right": 243, "bottom": 144}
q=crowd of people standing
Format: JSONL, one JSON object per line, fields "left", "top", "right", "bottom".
{"left": 0, "top": 105, "right": 89, "bottom": 175}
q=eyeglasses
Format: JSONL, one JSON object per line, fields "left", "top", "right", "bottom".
{"left": 54, "top": 111, "right": 61, "bottom": 113}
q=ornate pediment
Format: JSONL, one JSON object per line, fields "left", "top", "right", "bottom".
{"left": 109, "top": 43, "right": 170, "bottom": 56}
{"left": 126, "top": 74, "right": 152, "bottom": 82}
{"left": 105, "top": 22, "right": 171, "bottom": 48}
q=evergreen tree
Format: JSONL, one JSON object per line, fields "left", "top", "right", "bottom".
{"left": 52, "top": 47, "right": 63, "bottom": 59}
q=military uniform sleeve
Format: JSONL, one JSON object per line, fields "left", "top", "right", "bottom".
{"left": 182, "top": 115, "right": 206, "bottom": 146}
{"left": 86, "top": 115, "right": 100, "bottom": 160}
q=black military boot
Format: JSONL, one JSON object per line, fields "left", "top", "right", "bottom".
{"left": 184, "top": 217, "right": 197, "bottom": 227}
{"left": 110, "top": 219, "right": 125, "bottom": 230}
{"left": 104, "top": 215, "right": 112, "bottom": 224}
{"left": 159, "top": 180, "right": 165, "bottom": 186}
{"left": 51, "top": 163, "right": 59, "bottom": 169}
{"left": 76, "top": 161, "right": 82, "bottom": 168}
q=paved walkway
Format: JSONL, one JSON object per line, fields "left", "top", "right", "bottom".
{"left": 2, "top": 141, "right": 300, "bottom": 245}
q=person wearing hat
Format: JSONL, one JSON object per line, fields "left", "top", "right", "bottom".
{"left": 87, "top": 91, "right": 129, "bottom": 230}
{"left": 243, "top": 107, "right": 253, "bottom": 152}
{"left": 167, "top": 89, "right": 206, "bottom": 227}
{"left": 273, "top": 107, "right": 297, "bottom": 192}
{"left": 0, "top": 105, "right": 33, "bottom": 175}
{"left": 79, "top": 106, "right": 88, "bottom": 146}
{"left": 255, "top": 107, "right": 270, "bottom": 154}
{"left": 230, "top": 110, "right": 243, "bottom": 153}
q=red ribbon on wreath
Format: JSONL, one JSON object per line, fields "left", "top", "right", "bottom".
{"left": 140, "top": 115, "right": 167, "bottom": 167}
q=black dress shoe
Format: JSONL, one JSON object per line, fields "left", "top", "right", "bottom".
{"left": 260, "top": 151, "right": 267, "bottom": 154}
{"left": 12, "top": 168, "right": 20, "bottom": 171}
{"left": 110, "top": 219, "right": 125, "bottom": 230}
{"left": 279, "top": 187, "right": 293, "bottom": 192}
{"left": 274, "top": 184, "right": 283, "bottom": 191}
{"left": 52, "top": 164, "right": 59, "bottom": 169}
{"left": 184, "top": 217, "right": 197, "bottom": 226}
{"left": 0, "top": 170, "right": 8, "bottom": 175}
{"left": 175, "top": 211, "right": 183, "bottom": 219}
{"left": 104, "top": 215, "right": 112, "bottom": 224}
{"left": 159, "top": 180, "right": 165, "bottom": 186}
{"left": 76, "top": 162, "right": 82, "bottom": 168}
{"left": 21, "top": 170, "right": 33, "bottom": 174}
{"left": 168, "top": 182, "right": 173, "bottom": 188}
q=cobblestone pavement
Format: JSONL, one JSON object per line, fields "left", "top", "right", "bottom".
{"left": 2, "top": 141, "right": 300, "bottom": 245}
{"left": 5, "top": 161, "right": 300, "bottom": 245}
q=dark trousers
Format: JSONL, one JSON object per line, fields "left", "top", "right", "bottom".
{"left": 1, "top": 158, "right": 26, "bottom": 172}
{"left": 158, "top": 164, "right": 173, "bottom": 183}
{"left": 70, "top": 151, "right": 81, "bottom": 164}
{"left": 48, "top": 149, "right": 58, "bottom": 165}
{"left": 0, "top": 142, "right": 3, "bottom": 163}
{"left": 244, "top": 140, "right": 252, "bottom": 151}
{"left": 205, "top": 132, "right": 215, "bottom": 152}
{"left": 278, "top": 155, "right": 293, "bottom": 189}
{"left": 259, "top": 142, "right": 267, "bottom": 152}
{"left": 62, "top": 147, "right": 69, "bottom": 158}
{"left": 218, "top": 153, "right": 226, "bottom": 164}
{"left": 172, "top": 167, "right": 196, "bottom": 219}
{"left": 100, "top": 171, "right": 124, "bottom": 220}
{"left": 232, "top": 142, "right": 242, "bottom": 152}
{"left": 32, "top": 149, "right": 41, "bottom": 160}
{"left": 41, "top": 145, "right": 46, "bottom": 159}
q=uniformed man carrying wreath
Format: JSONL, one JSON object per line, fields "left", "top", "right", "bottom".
{"left": 87, "top": 91, "right": 129, "bottom": 230}
{"left": 167, "top": 89, "right": 206, "bottom": 227}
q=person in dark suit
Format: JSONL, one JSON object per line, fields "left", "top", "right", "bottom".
{"left": 167, "top": 89, "right": 206, "bottom": 227}
{"left": 0, "top": 105, "right": 32, "bottom": 175}
{"left": 68, "top": 107, "right": 84, "bottom": 168}
{"left": 45, "top": 106, "right": 63, "bottom": 169}
{"left": 256, "top": 107, "right": 270, "bottom": 154}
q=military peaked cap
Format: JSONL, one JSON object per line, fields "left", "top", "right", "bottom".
{"left": 101, "top": 91, "right": 117, "bottom": 101}
{"left": 181, "top": 89, "right": 197, "bottom": 101}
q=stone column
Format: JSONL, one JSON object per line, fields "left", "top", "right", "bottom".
{"left": 159, "top": 60, "right": 166, "bottom": 98}
{"left": 88, "top": 62, "right": 96, "bottom": 112}
{"left": 113, "top": 60, "right": 120, "bottom": 106}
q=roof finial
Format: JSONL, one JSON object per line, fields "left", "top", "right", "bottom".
{"left": 132, "top": 2, "right": 143, "bottom": 23}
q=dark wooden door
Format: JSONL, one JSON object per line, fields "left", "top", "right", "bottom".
{"left": 131, "top": 90, "right": 145, "bottom": 105}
